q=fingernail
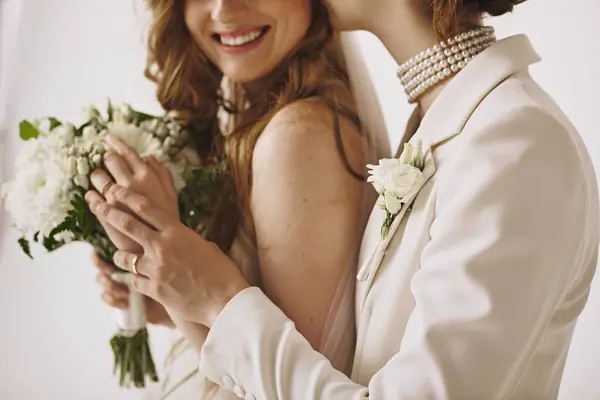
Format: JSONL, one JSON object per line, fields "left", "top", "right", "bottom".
{"left": 104, "top": 150, "right": 113, "bottom": 158}
{"left": 89, "top": 202, "right": 100, "bottom": 213}
{"left": 106, "top": 134, "right": 119, "bottom": 146}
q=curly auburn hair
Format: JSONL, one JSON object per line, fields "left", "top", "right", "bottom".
{"left": 431, "top": 0, "right": 529, "bottom": 38}
{"left": 144, "top": 0, "right": 361, "bottom": 250}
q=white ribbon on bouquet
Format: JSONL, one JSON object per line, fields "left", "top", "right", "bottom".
{"left": 111, "top": 272, "right": 147, "bottom": 337}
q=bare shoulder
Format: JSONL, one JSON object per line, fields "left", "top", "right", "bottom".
{"left": 253, "top": 98, "right": 363, "bottom": 176}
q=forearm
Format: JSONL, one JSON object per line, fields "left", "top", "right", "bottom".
{"left": 200, "top": 288, "right": 368, "bottom": 399}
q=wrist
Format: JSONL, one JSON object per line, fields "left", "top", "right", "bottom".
{"left": 205, "top": 280, "right": 250, "bottom": 328}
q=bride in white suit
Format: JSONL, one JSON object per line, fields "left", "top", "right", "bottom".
{"left": 88, "top": 0, "right": 599, "bottom": 398}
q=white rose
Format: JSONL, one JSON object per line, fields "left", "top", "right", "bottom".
{"left": 383, "top": 163, "right": 423, "bottom": 202}
{"left": 76, "top": 157, "right": 90, "bottom": 175}
{"left": 367, "top": 158, "right": 405, "bottom": 194}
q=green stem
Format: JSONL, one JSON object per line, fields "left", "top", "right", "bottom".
{"left": 110, "top": 328, "right": 158, "bottom": 388}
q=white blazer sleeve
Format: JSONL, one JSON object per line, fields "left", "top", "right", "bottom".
{"left": 199, "top": 107, "right": 589, "bottom": 400}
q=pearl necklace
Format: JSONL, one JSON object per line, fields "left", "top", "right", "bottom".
{"left": 397, "top": 26, "right": 497, "bottom": 104}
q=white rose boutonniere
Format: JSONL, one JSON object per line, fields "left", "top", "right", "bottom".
{"left": 367, "top": 139, "right": 427, "bottom": 239}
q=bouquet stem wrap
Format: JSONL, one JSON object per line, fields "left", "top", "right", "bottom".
{"left": 110, "top": 272, "right": 158, "bottom": 387}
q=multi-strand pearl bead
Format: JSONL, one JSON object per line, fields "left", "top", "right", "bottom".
{"left": 397, "top": 26, "right": 497, "bottom": 104}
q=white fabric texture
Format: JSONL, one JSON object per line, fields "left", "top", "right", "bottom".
{"left": 197, "top": 35, "right": 600, "bottom": 400}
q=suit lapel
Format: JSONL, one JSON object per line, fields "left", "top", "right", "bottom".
{"left": 355, "top": 35, "right": 542, "bottom": 312}
{"left": 356, "top": 150, "right": 436, "bottom": 284}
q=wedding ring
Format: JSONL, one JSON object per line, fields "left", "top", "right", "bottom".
{"left": 131, "top": 254, "right": 141, "bottom": 275}
{"left": 100, "top": 180, "right": 115, "bottom": 197}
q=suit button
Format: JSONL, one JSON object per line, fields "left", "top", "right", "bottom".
{"left": 245, "top": 394, "right": 256, "bottom": 400}
{"left": 233, "top": 384, "right": 245, "bottom": 398}
{"left": 222, "top": 375, "right": 235, "bottom": 390}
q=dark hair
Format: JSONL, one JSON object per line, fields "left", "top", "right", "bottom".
{"left": 432, "top": 0, "right": 529, "bottom": 38}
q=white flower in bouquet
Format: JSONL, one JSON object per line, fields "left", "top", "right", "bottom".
{"left": 107, "top": 122, "right": 164, "bottom": 159}
{"left": 1, "top": 136, "right": 72, "bottom": 238}
{"left": 1, "top": 100, "right": 231, "bottom": 389}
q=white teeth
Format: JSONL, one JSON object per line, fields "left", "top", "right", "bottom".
{"left": 219, "top": 30, "right": 263, "bottom": 47}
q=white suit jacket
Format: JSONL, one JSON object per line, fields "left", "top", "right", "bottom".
{"left": 199, "top": 35, "right": 600, "bottom": 399}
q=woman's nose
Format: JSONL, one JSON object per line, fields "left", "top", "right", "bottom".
{"left": 211, "top": 0, "right": 249, "bottom": 24}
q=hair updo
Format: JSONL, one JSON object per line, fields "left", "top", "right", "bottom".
{"left": 431, "top": 0, "right": 529, "bottom": 39}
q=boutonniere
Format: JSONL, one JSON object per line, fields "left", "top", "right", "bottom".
{"left": 367, "top": 139, "right": 427, "bottom": 239}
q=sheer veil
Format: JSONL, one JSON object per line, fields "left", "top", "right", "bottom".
{"left": 341, "top": 32, "right": 391, "bottom": 161}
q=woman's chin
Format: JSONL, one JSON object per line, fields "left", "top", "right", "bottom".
{"left": 222, "top": 65, "right": 275, "bottom": 85}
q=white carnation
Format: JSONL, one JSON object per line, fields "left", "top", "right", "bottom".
{"left": 2, "top": 154, "right": 72, "bottom": 237}
{"left": 1, "top": 133, "right": 75, "bottom": 237}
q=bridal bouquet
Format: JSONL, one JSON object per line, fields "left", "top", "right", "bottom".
{"left": 1, "top": 102, "right": 229, "bottom": 388}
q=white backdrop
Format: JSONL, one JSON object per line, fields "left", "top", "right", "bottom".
{"left": 0, "top": 0, "right": 598, "bottom": 399}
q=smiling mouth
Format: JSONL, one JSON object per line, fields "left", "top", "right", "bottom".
{"left": 212, "top": 26, "right": 271, "bottom": 47}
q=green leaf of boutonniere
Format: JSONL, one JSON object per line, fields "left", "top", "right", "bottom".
{"left": 381, "top": 211, "right": 395, "bottom": 239}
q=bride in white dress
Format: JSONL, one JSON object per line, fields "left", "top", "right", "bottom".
{"left": 93, "top": 0, "right": 379, "bottom": 398}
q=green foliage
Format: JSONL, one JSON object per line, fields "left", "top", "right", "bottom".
{"left": 11, "top": 101, "right": 232, "bottom": 389}
{"left": 131, "top": 110, "right": 157, "bottom": 124}
{"left": 19, "top": 120, "right": 40, "bottom": 141}
{"left": 107, "top": 100, "right": 114, "bottom": 122}
{"left": 18, "top": 238, "right": 32, "bottom": 259}
{"left": 178, "top": 161, "right": 230, "bottom": 235}
{"left": 76, "top": 121, "right": 91, "bottom": 137}
{"left": 48, "top": 118, "right": 62, "bottom": 130}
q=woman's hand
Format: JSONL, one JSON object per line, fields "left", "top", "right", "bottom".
{"left": 93, "top": 134, "right": 179, "bottom": 218}
{"left": 85, "top": 184, "right": 250, "bottom": 328}
{"left": 87, "top": 133, "right": 180, "bottom": 254}
{"left": 93, "top": 253, "right": 173, "bottom": 327}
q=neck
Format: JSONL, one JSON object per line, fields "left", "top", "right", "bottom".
{"left": 363, "top": 2, "right": 452, "bottom": 113}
